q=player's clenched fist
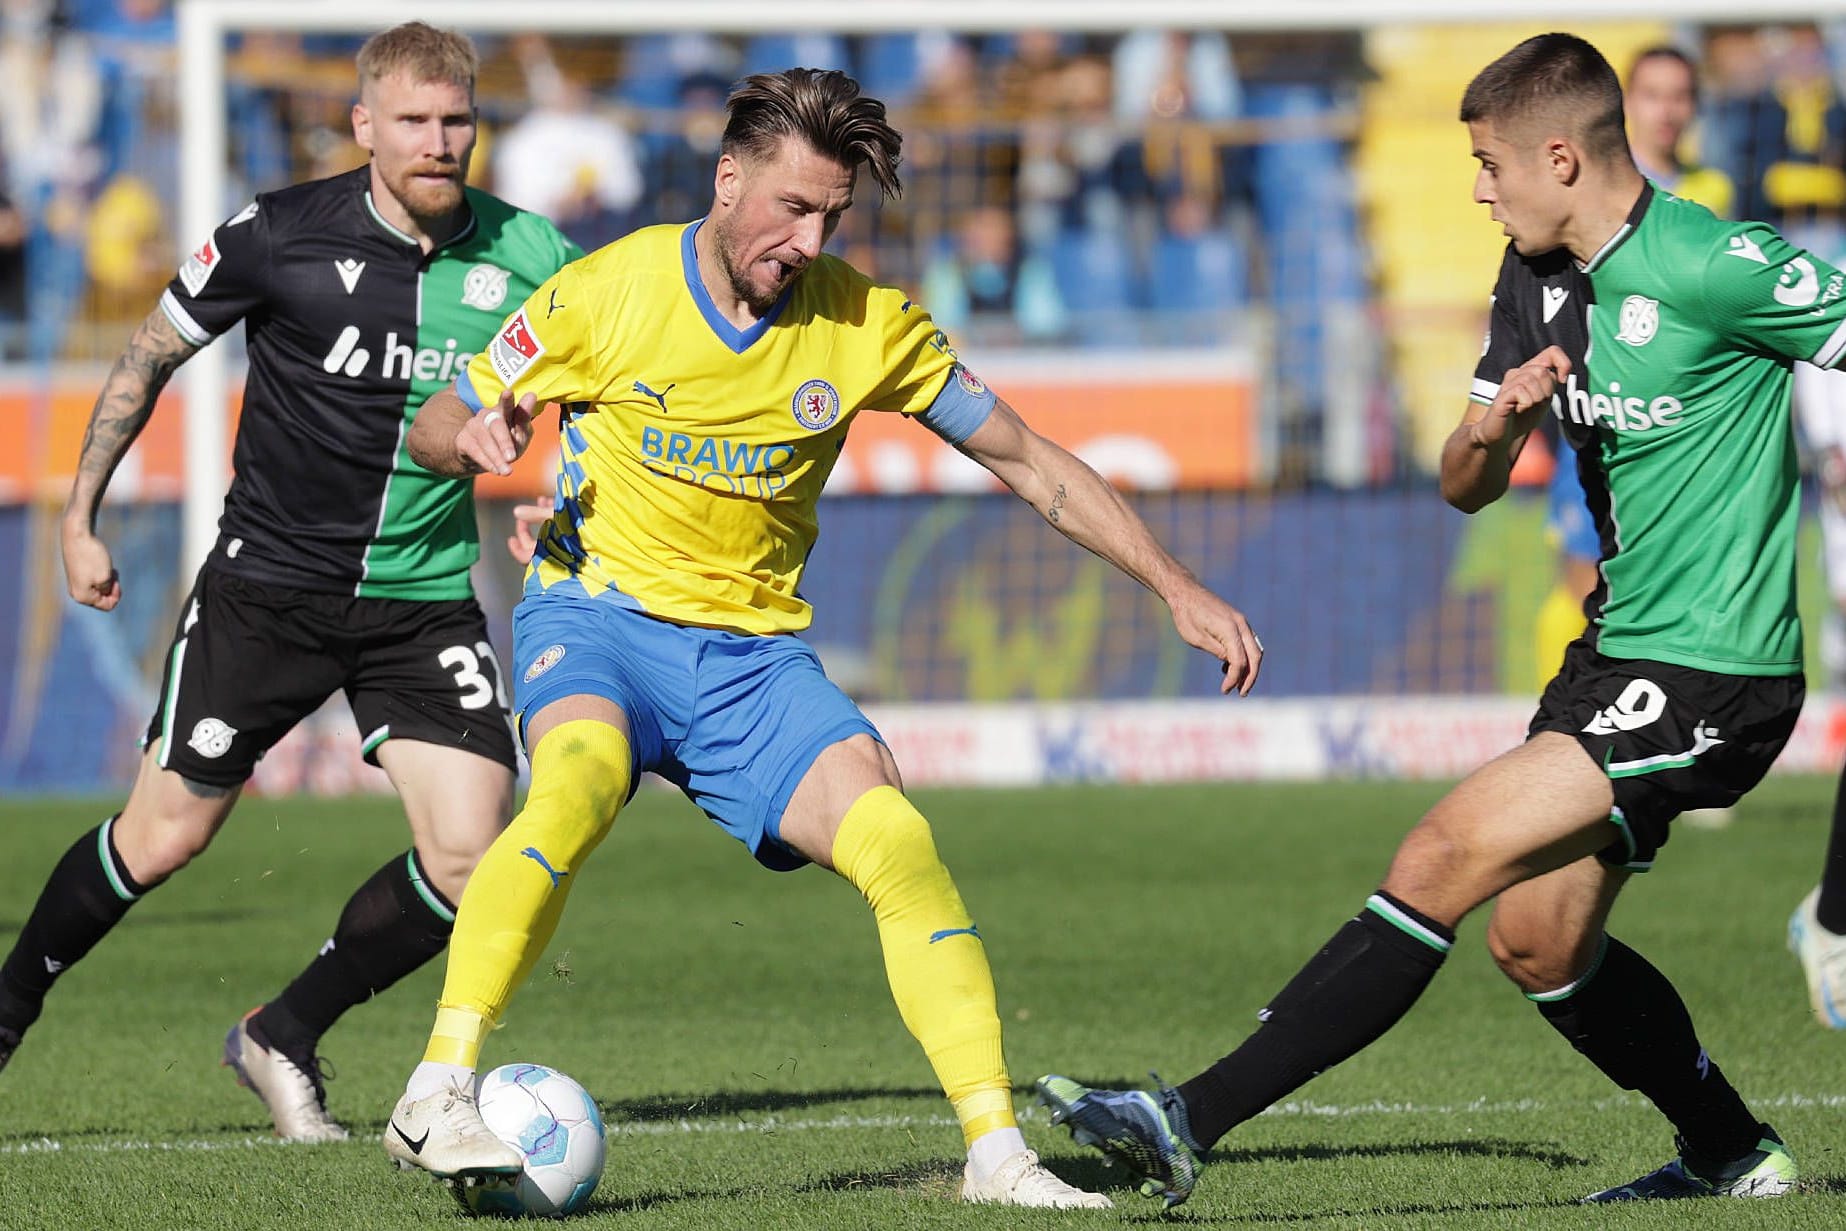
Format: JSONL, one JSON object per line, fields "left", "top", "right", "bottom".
{"left": 1471, "top": 345, "right": 1571, "bottom": 450}
{"left": 60, "top": 522, "right": 121, "bottom": 611}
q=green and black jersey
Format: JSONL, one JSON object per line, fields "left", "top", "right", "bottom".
{"left": 1473, "top": 183, "right": 1846, "bottom": 676}
{"left": 160, "top": 166, "right": 582, "bottom": 599}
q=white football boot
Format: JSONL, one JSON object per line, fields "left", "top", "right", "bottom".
{"left": 1788, "top": 886, "right": 1846, "bottom": 1029}
{"left": 960, "top": 1148, "right": 1113, "bottom": 1209}
{"left": 383, "top": 1078, "right": 524, "bottom": 1180}
{"left": 222, "top": 1015, "right": 348, "bottom": 1143}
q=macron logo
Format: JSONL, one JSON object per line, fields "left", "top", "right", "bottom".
{"left": 335, "top": 259, "right": 365, "bottom": 294}
{"left": 1542, "top": 286, "right": 1569, "bottom": 322}
{"left": 1726, "top": 234, "right": 1768, "bottom": 265}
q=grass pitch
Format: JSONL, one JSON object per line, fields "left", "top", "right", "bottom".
{"left": 2, "top": 777, "right": 1844, "bottom": 1229}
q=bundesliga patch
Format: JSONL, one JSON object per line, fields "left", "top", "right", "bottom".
{"left": 490, "top": 310, "right": 545, "bottom": 384}
{"left": 524, "top": 644, "right": 567, "bottom": 683}
{"left": 179, "top": 238, "right": 220, "bottom": 297}
{"left": 954, "top": 364, "right": 987, "bottom": 397}
{"left": 791, "top": 378, "right": 841, "bottom": 431}
{"left": 461, "top": 263, "right": 510, "bottom": 311}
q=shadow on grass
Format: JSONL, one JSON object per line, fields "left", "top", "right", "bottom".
{"left": 1214, "top": 1138, "right": 1590, "bottom": 1171}
{"left": 584, "top": 1157, "right": 964, "bottom": 1215}
{"left": 600, "top": 1084, "right": 990, "bottom": 1121}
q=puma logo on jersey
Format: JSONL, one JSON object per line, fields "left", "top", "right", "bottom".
{"left": 547, "top": 287, "right": 566, "bottom": 317}
{"left": 335, "top": 259, "right": 365, "bottom": 295}
{"left": 1542, "top": 286, "right": 1570, "bottom": 322}
{"left": 634, "top": 379, "right": 675, "bottom": 412}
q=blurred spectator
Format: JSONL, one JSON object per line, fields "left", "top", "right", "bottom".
{"left": 0, "top": 181, "right": 24, "bottom": 355}
{"left": 857, "top": 32, "right": 957, "bottom": 108}
{"left": 1112, "top": 29, "right": 1240, "bottom": 123}
{"left": 644, "top": 70, "right": 729, "bottom": 228}
{"left": 1626, "top": 46, "right": 1734, "bottom": 217}
{"left": 614, "top": 32, "right": 733, "bottom": 108}
{"left": 918, "top": 204, "right": 1064, "bottom": 344}
{"left": 994, "top": 30, "right": 1073, "bottom": 120}
{"left": 493, "top": 36, "right": 643, "bottom": 252}
{"left": 0, "top": 0, "right": 106, "bottom": 359}
{"left": 1147, "top": 192, "right": 1247, "bottom": 341}
{"left": 83, "top": 172, "right": 163, "bottom": 313}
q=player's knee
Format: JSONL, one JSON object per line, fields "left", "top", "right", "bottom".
{"left": 834, "top": 787, "right": 953, "bottom": 898}
{"left": 1383, "top": 817, "right": 1485, "bottom": 908}
{"left": 113, "top": 806, "right": 218, "bottom": 880}
{"left": 519, "top": 720, "right": 633, "bottom": 859}
{"left": 1485, "top": 917, "right": 1577, "bottom": 992}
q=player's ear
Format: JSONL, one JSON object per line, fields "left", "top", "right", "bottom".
{"left": 714, "top": 153, "right": 741, "bottom": 208}
{"left": 352, "top": 101, "right": 373, "bottom": 153}
{"left": 1545, "top": 137, "right": 1579, "bottom": 186}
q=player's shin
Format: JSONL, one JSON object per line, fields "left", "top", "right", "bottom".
{"left": 0, "top": 815, "right": 155, "bottom": 1042}
{"left": 1177, "top": 891, "right": 1453, "bottom": 1150}
{"left": 251, "top": 848, "right": 455, "bottom": 1064}
{"left": 1532, "top": 935, "right": 1762, "bottom": 1164}
{"left": 414, "top": 721, "right": 631, "bottom": 1086}
{"left": 832, "top": 787, "right": 1016, "bottom": 1153}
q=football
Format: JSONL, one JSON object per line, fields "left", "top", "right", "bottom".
{"left": 454, "top": 1063, "right": 607, "bottom": 1218}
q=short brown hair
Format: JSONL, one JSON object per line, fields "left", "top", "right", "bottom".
{"left": 723, "top": 69, "right": 904, "bottom": 200}
{"left": 356, "top": 21, "right": 477, "bottom": 95}
{"left": 1460, "top": 33, "right": 1628, "bottom": 163}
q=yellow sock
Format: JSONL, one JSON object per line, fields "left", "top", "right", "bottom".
{"left": 422, "top": 719, "right": 632, "bottom": 1067}
{"left": 831, "top": 785, "right": 1014, "bottom": 1147}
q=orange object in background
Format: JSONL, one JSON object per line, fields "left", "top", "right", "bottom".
{"left": 0, "top": 353, "right": 1257, "bottom": 502}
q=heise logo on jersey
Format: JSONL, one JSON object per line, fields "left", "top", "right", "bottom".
{"left": 1551, "top": 371, "right": 1685, "bottom": 432}
{"left": 321, "top": 327, "right": 476, "bottom": 383}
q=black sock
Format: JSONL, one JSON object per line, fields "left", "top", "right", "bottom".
{"left": 1817, "top": 761, "right": 1846, "bottom": 933}
{"left": 249, "top": 849, "right": 455, "bottom": 1063}
{"left": 0, "top": 816, "right": 155, "bottom": 1036}
{"left": 1533, "top": 935, "right": 1760, "bottom": 1166}
{"left": 1177, "top": 891, "right": 1453, "bottom": 1150}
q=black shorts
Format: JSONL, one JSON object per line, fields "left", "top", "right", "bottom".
{"left": 1529, "top": 640, "right": 1803, "bottom": 870}
{"left": 144, "top": 567, "right": 517, "bottom": 787}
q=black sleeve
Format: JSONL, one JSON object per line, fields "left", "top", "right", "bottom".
{"left": 1471, "top": 244, "right": 1532, "bottom": 404}
{"left": 159, "top": 199, "right": 271, "bottom": 345}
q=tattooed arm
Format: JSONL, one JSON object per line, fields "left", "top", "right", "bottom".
{"left": 61, "top": 308, "right": 202, "bottom": 610}
{"left": 953, "top": 395, "right": 1264, "bottom": 695}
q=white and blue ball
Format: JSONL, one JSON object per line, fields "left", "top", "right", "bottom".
{"left": 455, "top": 1063, "right": 606, "bottom": 1218}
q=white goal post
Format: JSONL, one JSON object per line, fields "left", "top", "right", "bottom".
{"left": 176, "top": 0, "right": 1842, "bottom": 575}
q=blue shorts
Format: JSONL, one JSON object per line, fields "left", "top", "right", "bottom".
{"left": 511, "top": 590, "right": 880, "bottom": 871}
{"left": 1545, "top": 449, "right": 1600, "bottom": 563}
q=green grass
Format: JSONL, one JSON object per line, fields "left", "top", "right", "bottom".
{"left": 2, "top": 777, "right": 1844, "bottom": 1228}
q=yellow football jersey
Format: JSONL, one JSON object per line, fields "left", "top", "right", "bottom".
{"left": 458, "top": 221, "right": 992, "bottom": 634}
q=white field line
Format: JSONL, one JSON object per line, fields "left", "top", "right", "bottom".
{"left": 7, "top": 1093, "right": 1846, "bottom": 1157}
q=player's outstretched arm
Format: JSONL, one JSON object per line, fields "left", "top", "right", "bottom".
{"left": 956, "top": 396, "right": 1263, "bottom": 695}
{"left": 62, "top": 307, "right": 202, "bottom": 611}
{"left": 408, "top": 386, "right": 538, "bottom": 478}
{"left": 1440, "top": 345, "right": 1569, "bottom": 514}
